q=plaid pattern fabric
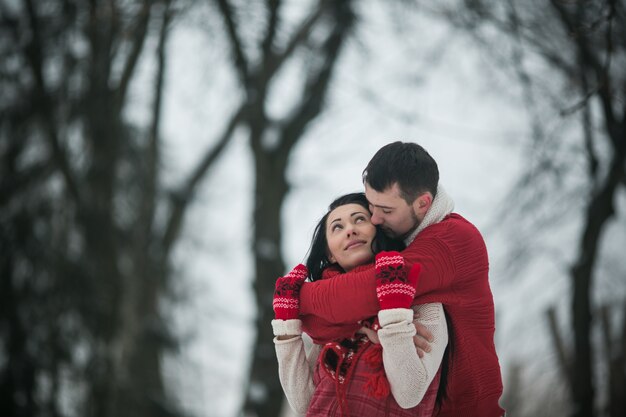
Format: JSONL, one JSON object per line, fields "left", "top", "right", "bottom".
{"left": 318, "top": 337, "right": 371, "bottom": 386}
{"left": 308, "top": 342, "right": 441, "bottom": 417}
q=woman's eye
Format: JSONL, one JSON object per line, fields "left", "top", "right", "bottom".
{"left": 331, "top": 224, "right": 342, "bottom": 232}
{"left": 355, "top": 216, "right": 366, "bottom": 223}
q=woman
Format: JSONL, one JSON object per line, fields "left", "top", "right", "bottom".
{"left": 271, "top": 193, "right": 449, "bottom": 416}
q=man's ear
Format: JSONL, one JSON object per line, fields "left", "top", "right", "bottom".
{"left": 413, "top": 192, "right": 433, "bottom": 216}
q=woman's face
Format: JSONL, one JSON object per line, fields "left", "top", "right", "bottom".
{"left": 325, "top": 203, "right": 377, "bottom": 272}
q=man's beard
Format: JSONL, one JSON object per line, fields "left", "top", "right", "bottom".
{"left": 402, "top": 208, "right": 421, "bottom": 240}
{"left": 380, "top": 225, "right": 398, "bottom": 238}
{"left": 383, "top": 209, "right": 420, "bottom": 240}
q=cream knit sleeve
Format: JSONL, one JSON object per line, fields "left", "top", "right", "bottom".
{"left": 377, "top": 302, "right": 448, "bottom": 409}
{"left": 272, "top": 319, "right": 319, "bottom": 415}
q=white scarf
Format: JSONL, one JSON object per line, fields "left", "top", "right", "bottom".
{"left": 403, "top": 185, "right": 455, "bottom": 246}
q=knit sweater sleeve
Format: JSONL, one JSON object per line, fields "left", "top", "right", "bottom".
{"left": 272, "top": 319, "right": 318, "bottom": 415}
{"left": 299, "top": 265, "right": 380, "bottom": 323}
{"left": 299, "top": 232, "right": 454, "bottom": 324}
{"left": 378, "top": 303, "right": 448, "bottom": 409}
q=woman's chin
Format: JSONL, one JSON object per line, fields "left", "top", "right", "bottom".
{"left": 342, "top": 252, "right": 374, "bottom": 271}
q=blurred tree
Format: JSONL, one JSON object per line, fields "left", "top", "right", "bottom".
{"left": 1, "top": 0, "right": 362, "bottom": 416}
{"left": 207, "top": 0, "right": 357, "bottom": 415}
{"left": 432, "top": 1, "right": 626, "bottom": 416}
{"left": 0, "top": 0, "right": 228, "bottom": 416}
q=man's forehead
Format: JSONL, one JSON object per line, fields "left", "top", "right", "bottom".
{"left": 365, "top": 183, "right": 402, "bottom": 204}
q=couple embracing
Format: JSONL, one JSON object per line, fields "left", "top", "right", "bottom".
{"left": 271, "top": 141, "right": 505, "bottom": 417}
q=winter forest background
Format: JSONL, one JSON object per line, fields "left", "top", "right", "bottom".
{"left": 1, "top": 1, "right": 625, "bottom": 417}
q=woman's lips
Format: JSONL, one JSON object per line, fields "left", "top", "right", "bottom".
{"left": 345, "top": 240, "right": 366, "bottom": 250}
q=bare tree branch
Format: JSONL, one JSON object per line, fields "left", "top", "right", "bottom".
{"left": 579, "top": 57, "right": 599, "bottom": 181}
{"left": 559, "top": 1, "right": 616, "bottom": 118}
{"left": 560, "top": 87, "right": 602, "bottom": 116}
{"left": 265, "top": 0, "right": 325, "bottom": 77}
{"left": 141, "top": 0, "right": 173, "bottom": 242}
{"left": 214, "top": 0, "right": 250, "bottom": 86}
{"left": 550, "top": 0, "right": 619, "bottom": 135}
{"left": 505, "top": 0, "right": 548, "bottom": 151}
{"left": 0, "top": 158, "right": 55, "bottom": 208}
{"left": 621, "top": 299, "right": 626, "bottom": 362}
{"left": 23, "top": 0, "right": 82, "bottom": 204}
{"left": 162, "top": 104, "right": 245, "bottom": 255}
{"left": 279, "top": 2, "right": 354, "bottom": 153}
{"left": 600, "top": 304, "right": 613, "bottom": 357}
{"left": 116, "top": 0, "right": 153, "bottom": 108}
{"left": 86, "top": 0, "right": 115, "bottom": 97}
{"left": 261, "top": 0, "right": 281, "bottom": 60}
{"left": 546, "top": 307, "right": 572, "bottom": 385}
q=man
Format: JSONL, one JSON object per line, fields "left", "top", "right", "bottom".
{"left": 299, "top": 141, "right": 505, "bottom": 416}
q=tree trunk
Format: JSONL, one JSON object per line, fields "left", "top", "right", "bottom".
{"left": 570, "top": 132, "right": 625, "bottom": 417}
{"left": 239, "top": 2, "right": 356, "bottom": 414}
{"left": 244, "top": 145, "right": 290, "bottom": 417}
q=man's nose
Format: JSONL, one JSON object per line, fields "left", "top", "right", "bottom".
{"left": 371, "top": 212, "right": 383, "bottom": 225}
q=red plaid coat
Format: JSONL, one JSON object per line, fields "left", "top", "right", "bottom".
{"left": 306, "top": 341, "right": 441, "bottom": 417}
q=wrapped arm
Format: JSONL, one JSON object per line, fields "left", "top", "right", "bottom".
{"left": 272, "top": 319, "right": 318, "bottom": 414}
{"left": 299, "top": 266, "right": 379, "bottom": 322}
{"left": 378, "top": 303, "right": 448, "bottom": 408}
{"left": 299, "top": 235, "right": 454, "bottom": 324}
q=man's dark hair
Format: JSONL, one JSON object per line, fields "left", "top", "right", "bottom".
{"left": 362, "top": 141, "right": 439, "bottom": 204}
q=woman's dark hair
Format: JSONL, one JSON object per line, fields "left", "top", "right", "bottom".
{"left": 305, "top": 191, "right": 451, "bottom": 405}
{"left": 305, "top": 192, "right": 404, "bottom": 281}
{"left": 435, "top": 311, "right": 453, "bottom": 410}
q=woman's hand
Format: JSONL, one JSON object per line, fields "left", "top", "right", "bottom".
{"left": 273, "top": 264, "right": 308, "bottom": 320}
{"left": 357, "top": 326, "right": 380, "bottom": 344}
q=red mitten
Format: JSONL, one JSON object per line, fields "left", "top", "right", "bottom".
{"left": 375, "top": 251, "right": 421, "bottom": 310}
{"left": 273, "top": 264, "right": 308, "bottom": 320}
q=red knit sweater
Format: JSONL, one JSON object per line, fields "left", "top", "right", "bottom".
{"left": 300, "top": 213, "right": 505, "bottom": 417}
